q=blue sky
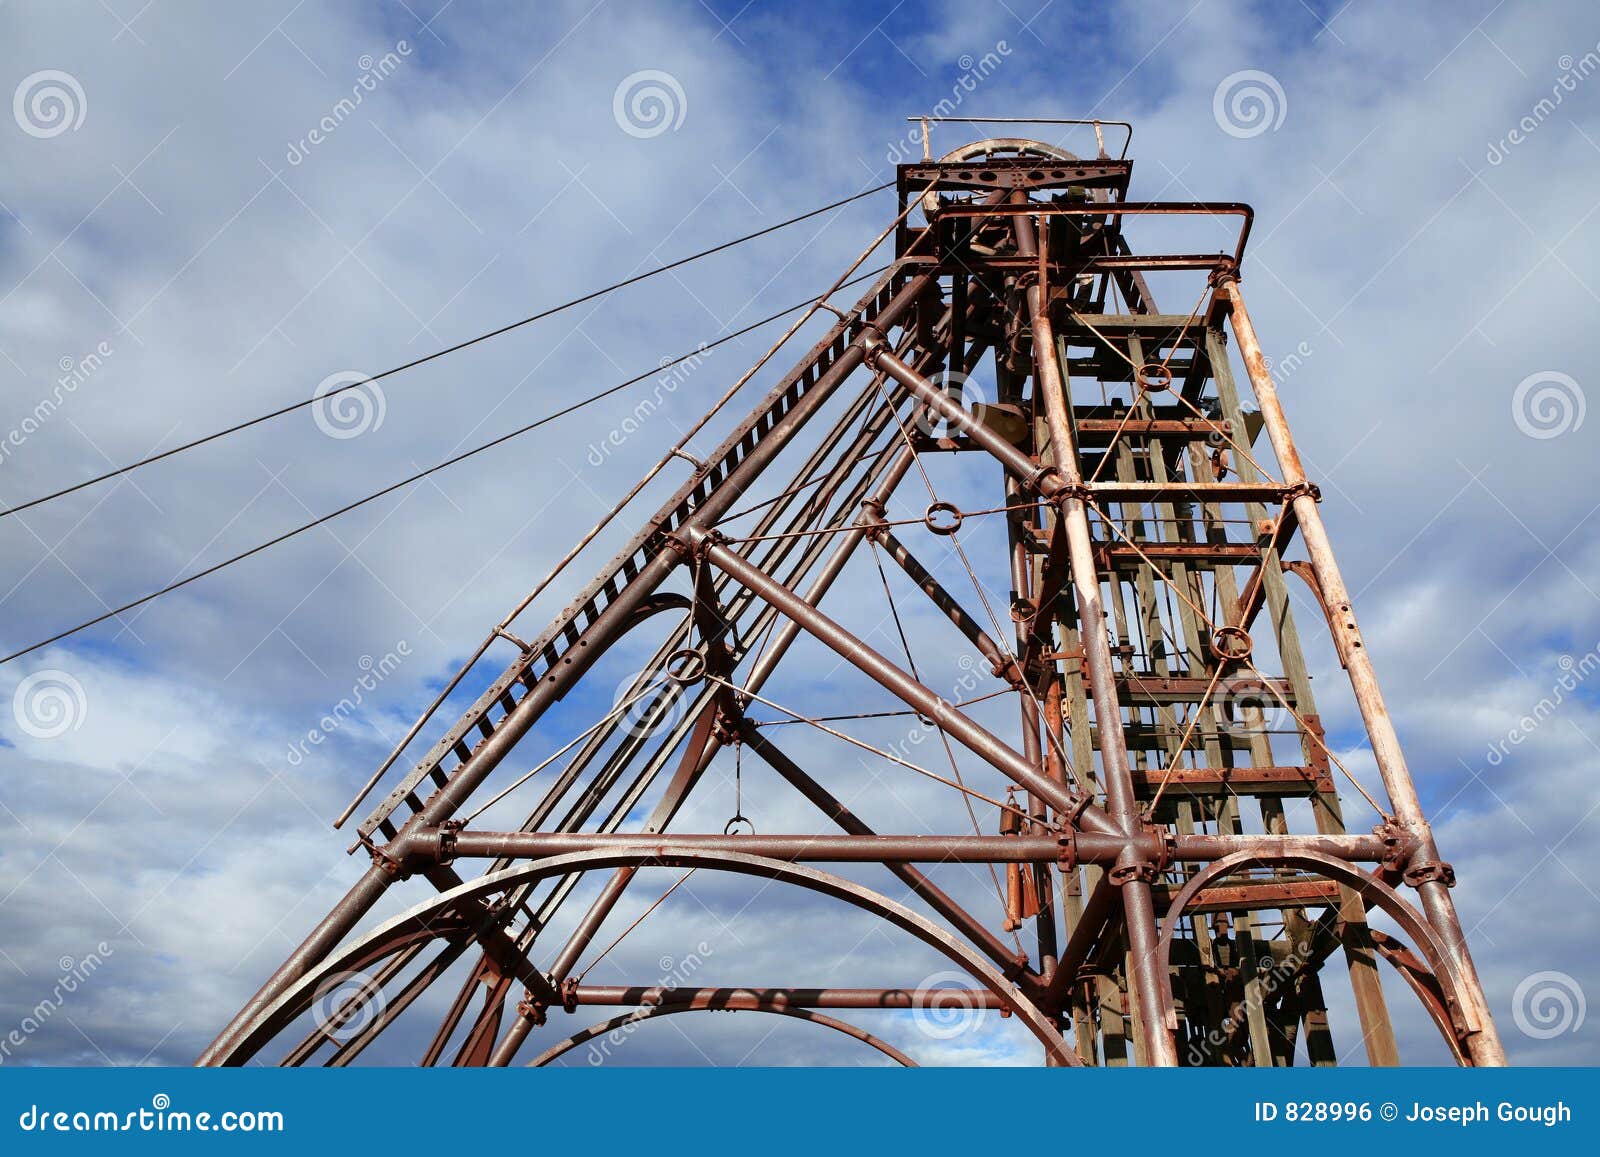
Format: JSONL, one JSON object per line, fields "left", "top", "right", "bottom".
{"left": 0, "top": 0, "right": 1597, "bottom": 1067}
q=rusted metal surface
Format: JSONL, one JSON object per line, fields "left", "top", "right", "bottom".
{"left": 202, "top": 129, "right": 1499, "bottom": 1068}
{"left": 526, "top": 1005, "right": 920, "bottom": 1068}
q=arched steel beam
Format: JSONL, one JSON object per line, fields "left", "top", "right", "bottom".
{"left": 1366, "top": 929, "right": 1468, "bottom": 1066}
{"left": 527, "top": 1003, "right": 918, "bottom": 1068}
{"left": 210, "top": 849, "right": 1076, "bottom": 1066}
{"left": 1153, "top": 850, "right": 1479, "bottom": 1064}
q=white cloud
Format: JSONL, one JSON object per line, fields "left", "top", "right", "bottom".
{"left": 0, "top": 0, "right": 1596, "bottom": 1066}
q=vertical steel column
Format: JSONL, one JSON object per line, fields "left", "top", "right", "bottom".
{"left": 1012, "top": 205, "right": 1179, "bottom": 1066}
{"left": 1214, "top": 273, "right": 1505, "bottom": 1066}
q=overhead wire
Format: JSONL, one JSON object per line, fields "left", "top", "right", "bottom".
{"left": 0, "top": 182, "right": 894, "bottom": 522}
{"left": 0, "top": 269, "right": 889, "bottom": 667}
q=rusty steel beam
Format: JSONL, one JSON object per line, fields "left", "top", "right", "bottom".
{"left": 569, "top": 985, "right": 1008, "bottom": 1010}
{"left": 436, "top": 830, "right": 1078, "bottom": 863}
{"left": 527, "top": 1005, "right": 919, "bottom": 1068}
{"left": 1011, "top": 201, "right": 1176, "bottom": 1067}
{"left": 203, "top": 131, "right": 1497, "bottom": 1070}
{"left": 1213, "top": 274, "right": 1504, "bottom": 1067}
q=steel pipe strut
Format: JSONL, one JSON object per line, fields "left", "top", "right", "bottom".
{"left": 681, "top": 526, "right": 1119, "bottom": 836}
{"left": 738, "top": 721, "right": 1037, "bottom": 985}
{"left": 570, "top": 985, "right": 1009, "bottom": 1010}
{"left": 1011, "top": 204, "right": 1177, "bottom": 1067}
{"left": 1213, "top": 273, "right": 1504, "bottom": 1066}
{"left": 428, "top": 830, "right": 1111, "bottom": 863}
{"left": 198, "top": 267, "right": 940, "bottom": 1066}
{"left": 866, "top": 520, "right": 1018, "bottom": 681}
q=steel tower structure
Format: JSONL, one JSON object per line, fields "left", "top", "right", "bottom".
{"left": 202, "top": 125, "right": 1504, "bottom": 1067}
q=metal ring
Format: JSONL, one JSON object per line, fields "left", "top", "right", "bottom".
{"left": 723, "top": 815, "right": 755, "bottom": 836}
{"left": 924, "top": 501, "right": 963, "bottom": 536}
{"left": 1209, "top": 626, "right": 1253, "bottom": 663}
{"left": 665, "top": 648, "right": 707, "bottom": 685}
{"left": 1135, "top": 363, "right": 1173, "bottom": 393}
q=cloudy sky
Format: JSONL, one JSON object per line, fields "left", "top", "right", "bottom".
{"left": 0, "top": 0, "right": 1596, "bottom": 1068}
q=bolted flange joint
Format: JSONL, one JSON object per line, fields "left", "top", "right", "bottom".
{"left": 516, "top": 994, "right": 548, "bottom": 1027}
{"left": 436, "top": 819, "right": 463, "bottom": 866}
{"left": 1049, "top": 477, "right": 1089, "bottom": 509}
{"left": 1108, "top": 860, "right": 1159, "bottom": 886}
{"left": 368, "top": 844, "right": 407, "bottom": 878}
{"left": 688, "top": 527, "right": 728, "bottom": 562}
{"left": 1375, "top": 819, "right": 1426, "bottom": 885}
{"left": 1107, "top": 824, "right": 1170, "bottom": 886}
{"left": 1057, "top": 831, "right": 1079, "bottom": 873}
{"left": 1054, "top": 790, "right": 1095, "bottom": 832}
{"left": 1403, "top": 859, "right": 1457, "bottom": 889}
